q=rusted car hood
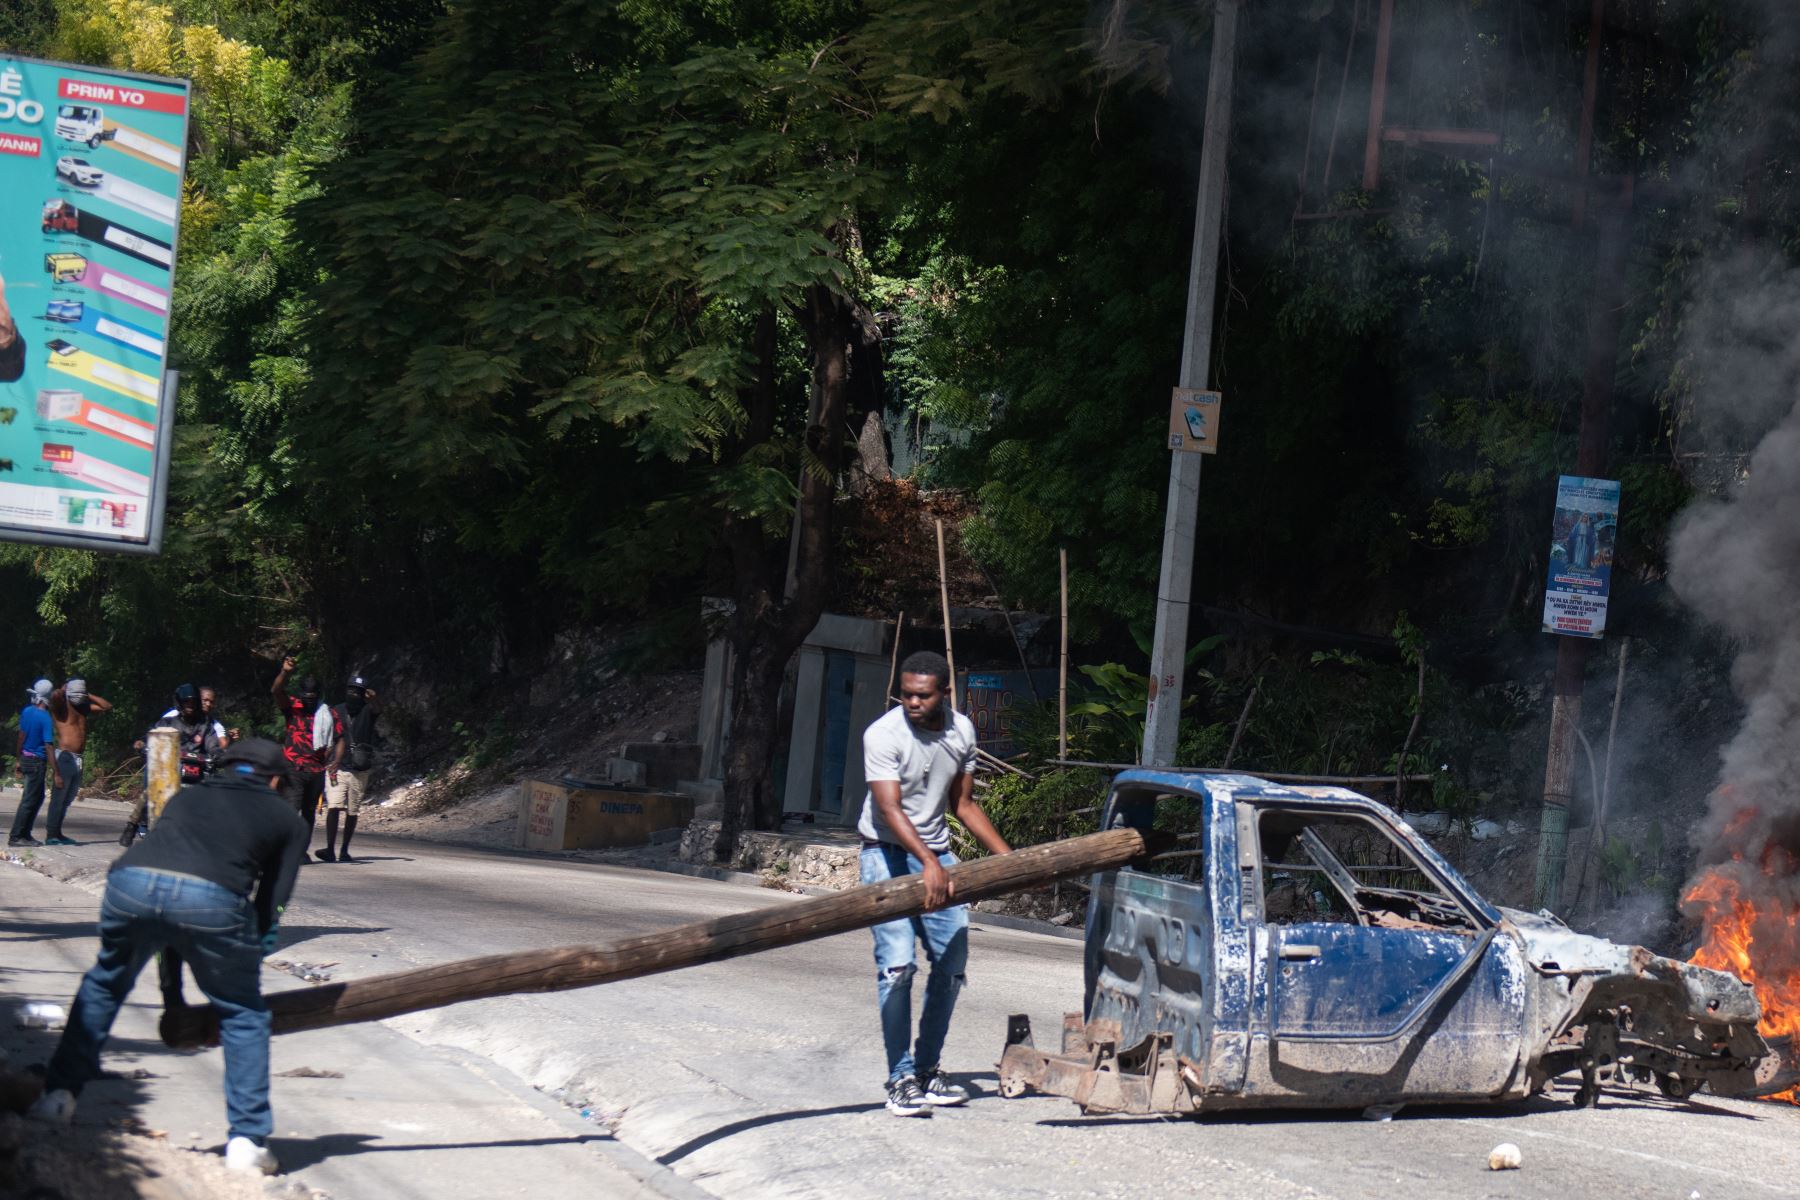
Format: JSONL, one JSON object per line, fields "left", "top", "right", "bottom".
{"left": 1498, "top": 905, "right": 1642, "bottom": 973}
{"left": 1498, "top": 905, "right": 1761, "bottom": 1025}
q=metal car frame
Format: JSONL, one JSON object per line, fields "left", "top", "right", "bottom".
{"left": 998, "top": 771, "right": 1778, "bottom": 1115}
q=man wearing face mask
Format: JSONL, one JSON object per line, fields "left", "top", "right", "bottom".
{"left": 319, "top": 676, "right": 381, "bottom": 862}
{"left": 270, "top": 657, "right": 341, "bottom": 860}
{"left": 46, "top": 678, "right": 112, "bottom": 846}
{"left": 8, "top": 679, "right": 56, "bottom": 846}
{"left": 121, "top": 684, "right": 229, "bottom": 845}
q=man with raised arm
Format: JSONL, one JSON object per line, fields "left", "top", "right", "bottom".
{"left": 270, "top": 656, "right": 340, "bottom": 860}
{"left": 45, "top": 678, "right": 112, "bottom": 845}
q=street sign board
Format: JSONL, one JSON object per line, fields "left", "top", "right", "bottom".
{"left": 1542, "top": 475, "right": 1621, "bottom": 639}
{"left": 1168, "top": 388, "right": 1222, "bottom": 454}
{"left": 0, "top": 54, "right": 189, "bottom": 554}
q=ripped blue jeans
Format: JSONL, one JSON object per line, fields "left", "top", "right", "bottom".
{"left": 860, "top": 844, "right": 969, "bottom": 1084}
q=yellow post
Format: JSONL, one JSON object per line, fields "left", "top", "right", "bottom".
{"left": 145, "top": 727, "right": 179, "bottom": 827}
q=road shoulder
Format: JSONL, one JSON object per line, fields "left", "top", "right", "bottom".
{"left": 1, "top": 836, "right": 707, "bottom": 1200}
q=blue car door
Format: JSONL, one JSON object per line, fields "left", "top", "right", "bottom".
{"left": 1248, "top": 803, "right": 1530, "bottom": 1103}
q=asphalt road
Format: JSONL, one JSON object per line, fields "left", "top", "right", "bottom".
{"left": 14, "top": 796, "right": 1800, "bottom": 1200}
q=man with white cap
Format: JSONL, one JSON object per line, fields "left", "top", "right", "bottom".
{"left": 8, "top": 679, "right": 56, "bottom": 846}
{"left": 46, "top": 677, "right": 111, "bottom": 846}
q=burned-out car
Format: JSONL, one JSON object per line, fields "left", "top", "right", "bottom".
{"left": 999, "top": 770, "right": 1787, "bottom": 1114}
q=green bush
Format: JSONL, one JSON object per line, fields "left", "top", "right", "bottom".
{"left": 970, "top": 767, "right": 1107, "bottom": 852}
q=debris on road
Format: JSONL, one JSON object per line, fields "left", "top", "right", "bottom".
{"left": 14, "top": 1002, "right": 65, "bottom": 1030}
{"left": 1488, "top": 1142, "right": 1523, "bottom": 1170}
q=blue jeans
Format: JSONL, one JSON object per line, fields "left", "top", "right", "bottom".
{"left": 8, "top": 756, "right": 46, "bottom": 840}
{"left": 860, "top": 844, "right": 969, "bottom": 1084}
{"left": 45, "top": 750, "right": 81, "bottom": 839}
{"left": 47, "top": 867, "right": 274, "bottom": 1142}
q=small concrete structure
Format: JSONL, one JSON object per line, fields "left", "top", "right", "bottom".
{"left": 516, "top": 779, "right": 695, "bottom": 851}
{"left": 692, "top": 603, "right": 1056, "bottom": 828}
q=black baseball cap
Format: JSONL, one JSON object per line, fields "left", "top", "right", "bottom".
{"left": 216, "top": 737, "right": 292, "bottom": 784}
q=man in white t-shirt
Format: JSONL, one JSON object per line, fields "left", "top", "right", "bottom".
{"left": 857, "top": 651, "right": 1012, "bottom": 1117}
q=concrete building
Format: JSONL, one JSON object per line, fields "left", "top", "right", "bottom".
{"left": 694, "top": 605, "right": 1055, "bottom": 825}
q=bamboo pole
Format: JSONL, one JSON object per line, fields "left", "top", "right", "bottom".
{"left": 160, "top": 828, "right": 1152, "bottom": 1048}
{"left": 1394, "top": 653, "right": 1426, "bottom": 809}
{"left": 884, "top": 611, "right": 905, "bottom": 711}
{"left": 1222, "top": 681, "right": 1259, "bottom": 769}
{"left": 934, "top": 518, "right": 958, "bottom": 712}
{"left": 1578, "top": 639, "right": 1632, "bottom": 916}
{"left": 1059, "top": 548, "right": 1069, "bottom": 761}
{"left": 1595, "top": 639, "right": 1629, "bottom": 850}
{"left": 974, "top": 559, "right": 1039, "bottom": 703}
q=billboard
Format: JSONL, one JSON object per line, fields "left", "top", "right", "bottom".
{"left": 1542, "top": 475, "right": 1620, "bottom": 639}
{"left": 0, "top": 55, "right": 189, "bottom": 553}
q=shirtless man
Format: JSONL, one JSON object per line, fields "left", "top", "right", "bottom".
{"left": 45, "top": 678, "right": 112, "bottom": 845}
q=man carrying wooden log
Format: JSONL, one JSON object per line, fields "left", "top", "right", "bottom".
{"left": 28, "top": 738, "right": 308, "bottom": 1176}
{"left": 857, "top": 650, "right": 1013, "bottom": 1117}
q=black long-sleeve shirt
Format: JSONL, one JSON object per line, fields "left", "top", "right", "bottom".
{"left": 113, "top": 774, "right": 307, "bottom": 933}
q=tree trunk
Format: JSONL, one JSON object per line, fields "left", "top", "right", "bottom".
{"left": 717, "top": 284, "right": 871, "bottom": 861}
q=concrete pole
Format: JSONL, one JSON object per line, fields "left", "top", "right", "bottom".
{"left": 145, "top": 727, "right": 179, "bottom": 827}
{"left": 1142, "top": 0, "right": 1241, "bottom": 768}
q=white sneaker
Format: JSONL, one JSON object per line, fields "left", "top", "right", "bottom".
{"left": 26, "top": 1088, "right": 75, "bottom": 1123}
{"left": 224, "top": 1135, "right": 279, "bottom": 1175}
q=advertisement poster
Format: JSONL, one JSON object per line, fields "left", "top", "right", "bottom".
{"left": 1168, "top": 388, "right": 1222, "bottom": 454}
{"left": 1542, "top": 475, "right": 1621, "bottom": 639}
{"left": 0, "top": 55, "right": 188, "bottom": 553}
{"left": 962, "top": 670, "right": 1056, "bottom": 759}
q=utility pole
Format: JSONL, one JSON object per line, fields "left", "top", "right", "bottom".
{"left": 1141, "top": 0, "right": 1241, "bottom": 767}
{"left": 1533, "top": 0, "right": 1630, "bottom": 911}
{"left": 1533, "top": 183, "right": 1632, "bottom": 911}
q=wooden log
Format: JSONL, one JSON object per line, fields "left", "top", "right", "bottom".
{"left": 1058, "top": 548, "right": 1069, "bottom": 761}
{"left": 162, "top": 827, "right": 1151, "bottom": 1049}
{"left": 884, "top": 610, "right": 904, "bottom": 711}
{"left": 934, "top": 517, "right": 958, "bottom": 711}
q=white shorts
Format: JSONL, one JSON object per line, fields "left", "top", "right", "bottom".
{"left": 325, "top": 768, "right": 372, "bottom": 813}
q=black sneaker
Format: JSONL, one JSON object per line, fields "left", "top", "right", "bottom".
{"left": 316, "top": 847, "right": 336, "bottom": 862}
{"left": 337, "top": 849, "right": 354, "bottom": 862}
{"left": 8, "top": 836, "right": 41, "bottom": 847}
{"left": 918, "top": 1069, "right": 969, "bottom": 1107}
{"left": 885, "top": 1075, "right": 930, "bottom": 1117}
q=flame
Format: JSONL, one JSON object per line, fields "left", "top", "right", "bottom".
{"left": 1687, "top": 864, "right": 1800, "bottom": 1104}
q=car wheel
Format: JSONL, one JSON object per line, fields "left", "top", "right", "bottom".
{"left": 1656, "top": 1074, "right": 1700, "bottom": 1101}
{"left": 88, "top": 136, "right": 101, "bottom": 149}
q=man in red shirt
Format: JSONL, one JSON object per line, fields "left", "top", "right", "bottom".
{"left": 270, "top": 657, "right": 342, "bottom": 860}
